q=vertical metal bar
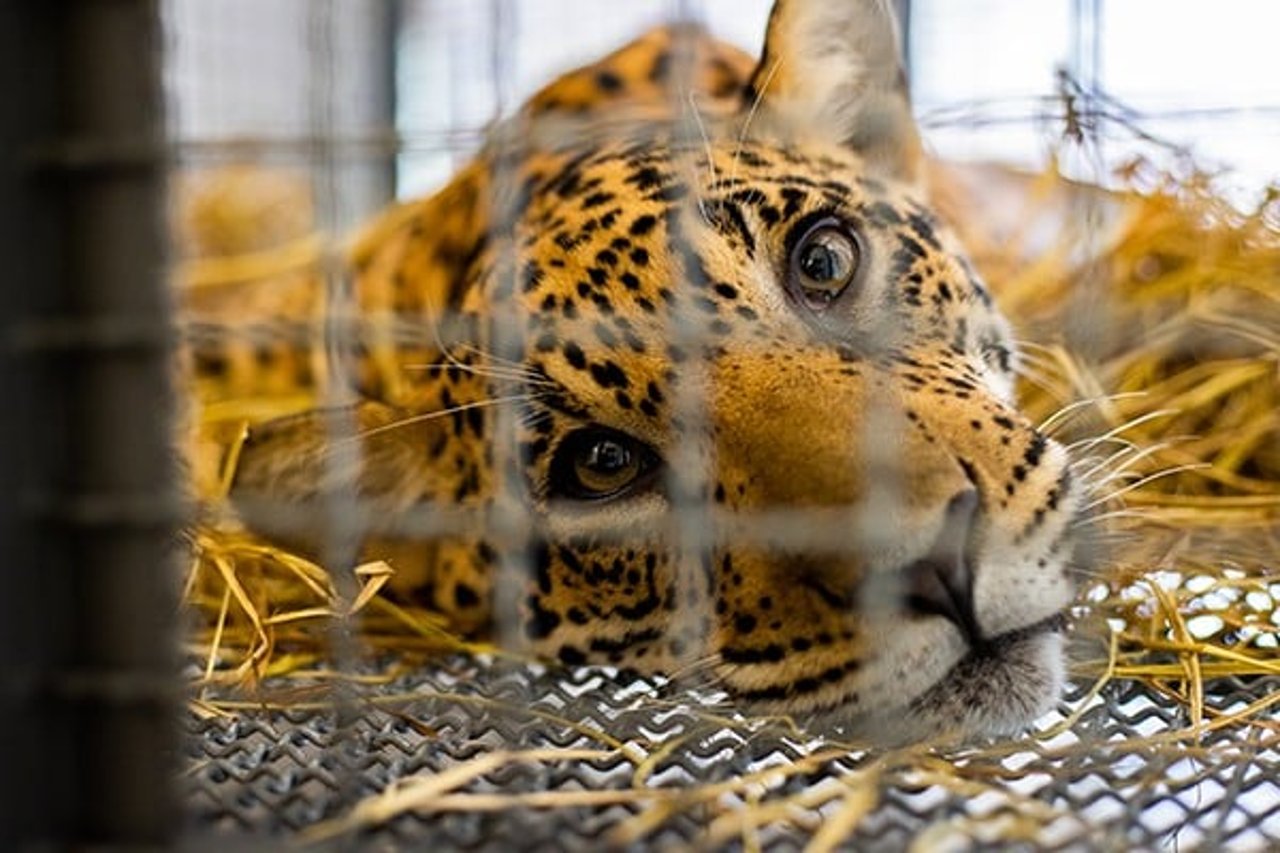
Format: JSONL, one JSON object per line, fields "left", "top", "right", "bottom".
{"left": 1069, "top": 0, "right": 1103, "bottom": 98}
{"left": 486, "top": 0, "right": 533, "bottom": 659}
{"left": 665, "top": 0, "right": 716, "bottom": 681}
{"left": 336, "top": 0, "right": 399, "bottom": 223}
{"left": 0, "top": 9, "right": 60, "bottom": 842}
{"left": 308, "top": 0, "right": 396, "bottom": 834}
{"left": 306, "top": 0, "right": 369, "bottom": 838}
{"left": 893, "top": 0, "right": 912, "bottom": 74}
{"left": 0, "top": 1, "right": 177, "bottom": 849}
{"left": 380, "top": 0, "right": 403, "bottom": 202}
{"left": 1065, "top": 0, "right": 1107, "bottom": 356}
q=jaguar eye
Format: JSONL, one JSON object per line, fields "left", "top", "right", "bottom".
{"left": 789, "top": 219, "right": 862, "bottom": 308}
{"left": 549, "top": 428, "right": 660, "bottom": 501}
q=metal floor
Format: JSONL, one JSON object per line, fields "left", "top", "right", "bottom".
{"left": 183, "top": 658, "right": 1280, "bottom": 850}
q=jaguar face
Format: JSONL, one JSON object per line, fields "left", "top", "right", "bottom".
{"left": 501, "top": 135, "right": 1079, "bottom": 741}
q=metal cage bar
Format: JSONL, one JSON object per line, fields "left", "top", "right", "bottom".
{"left": 0, "top": 1, "right": 178, "bottom": 847}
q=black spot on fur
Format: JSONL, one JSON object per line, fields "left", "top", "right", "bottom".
{"left": 595, "top": 69, "right": 623, "bottom": 92}
{"left": 705, "top": 200, "right": 756, "bottom": 256}
{"left": 1024, "top": 434, "right": 1047, "bottom": 468}
{"left": 649, "top": 50, "right": 671, "bottom": 82}
{"left": 630, "top": 214, "right": 658, "bottom": 236}
{"left": 558, "top": 646, "right": 587, "bottom": 666}
{"left": 907, "top": 212, "right": 942, "bottom": 249}
{"left": 583, "top": 191, "right": 615, "bottom": 209}
{"left": 865, "top": 201, "right": 902, "bottom": 227}
{"left": 525, "top": 597, "right": 561, "bottom": 639}
{"left": 589, "top": 360, "right": 629, "bottom": 389}
{"left": 454, "top": 583, "right": 480, "bottom": 609}
{"left": 563, "top": 342, "right": 587, "bottom": 370}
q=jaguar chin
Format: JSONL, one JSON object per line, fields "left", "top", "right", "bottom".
{"left": 813, "top": 616, "right": 1070, "bottom": 744}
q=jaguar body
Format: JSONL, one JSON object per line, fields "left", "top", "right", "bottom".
{"left": 229, "top": 0, "right": 1084, "bottom": 743}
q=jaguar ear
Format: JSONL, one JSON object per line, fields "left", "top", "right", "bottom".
{"left": 746, "top": 0, "right": 922, "bottom": 183}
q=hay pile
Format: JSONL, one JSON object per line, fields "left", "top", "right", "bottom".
{"left": 176, "top": 153, "right": 1278, "bottom": 735}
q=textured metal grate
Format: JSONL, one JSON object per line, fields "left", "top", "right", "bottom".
{"left": 183, "top": 662, "right": 1280, "bottom": 850}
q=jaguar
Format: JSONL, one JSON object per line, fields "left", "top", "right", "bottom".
{"left": 227, "top": 0, "right": 1084, "bottom": 743}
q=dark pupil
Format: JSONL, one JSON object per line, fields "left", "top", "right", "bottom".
{"left": 587, "top": 439, "right": 630, "bottom": 473}
{"left": 800, "top": 243, "right": 840, "bottom": 282}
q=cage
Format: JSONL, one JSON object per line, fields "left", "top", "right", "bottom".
{"left": 1, "top": 0, "right": 1277, "bottom": 850}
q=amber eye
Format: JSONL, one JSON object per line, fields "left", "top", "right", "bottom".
{"left": 789, "top": 220, "right": 861, "bottom": 308}
{"left": 549, "top": 428, "right": 660, "bottom": 501}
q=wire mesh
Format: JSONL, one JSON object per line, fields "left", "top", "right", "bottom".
{"left": 183, "top": 666, "right": 1280, "bottom": 849}
{"left": 163, "top": 0, "right": 1280, "bottom": 850}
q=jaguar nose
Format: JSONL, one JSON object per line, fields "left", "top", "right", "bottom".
{"left": 904, "top": 491, "right": 979, "bottom": 641}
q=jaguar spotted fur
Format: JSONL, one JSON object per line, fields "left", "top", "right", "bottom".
{"left": 227, "top": 0, "right": 1084, "bottom": 743}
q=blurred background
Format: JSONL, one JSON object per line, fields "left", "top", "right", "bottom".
{"left": 165, "top": 0, "right": 1280, "bottom": 216}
